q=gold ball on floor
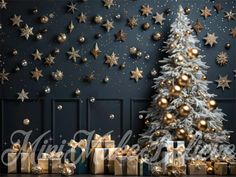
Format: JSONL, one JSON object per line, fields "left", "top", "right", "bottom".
{"left": 57, "top": 33, "right": 67, "bottom": 43}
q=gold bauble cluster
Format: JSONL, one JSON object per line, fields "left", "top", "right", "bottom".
{"left": 207, "top": 99, "right": 217, "bottom": 110}
{"left": 157, "top": 97, "right": 169, "bottom": 109}
{"left": 174, "top": 55, "right": 184, "bottom": 65}
{"left": 177, "top": 74, "right": 191, "bottom": 87}
{"left": 179, "top": 104, "right": 191, "bottom": 117}
{"left": 187, "top": 48, "right": 199, "bottom": 59}
{"left": 169, "top": 85, "right": 182, "bottom": 97}
{"left": 163, "top": 112, "right": 176, "bottom": 124}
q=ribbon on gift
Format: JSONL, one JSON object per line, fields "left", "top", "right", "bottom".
{"left": 115, "top": 145, "right": 137, "bottom": 157}
{"left": 167, "top": 160, "right": 186, "bottom": 177}
{"left": 167, "top": 144, "right": 185, "bottom": 164}
{"left": 41, "top": 151, "right": 64, "bottom": 160}
{"left": 92, "top": 134, "right": 112, "bottom": 148}
{"left": 189, "top": 159, "right": 206, "bottom": 170}
{"left": 11, "top": 142, "right": 33, "bottom": 153}
{"left": 68, "top": 139, "right": 87, "bottom": 149}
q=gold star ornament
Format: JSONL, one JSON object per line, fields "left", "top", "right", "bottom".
{"left": 32, "top": 49, "right": 42, "bottom": 61}
{"left": 140, "top": 5, "right": 153, "bottom": 16}
{"left": 91, "top": 43, "right": 101, "bottom": 59}
{"left": 103, "top": 0, "right": 114, "bottom": 9}
{"left": 45, "top": 54, "right": 55, "bottom": 66}
{"left": 115, "top": 30, "right": 127, "bottom": 42}
{"left": 230, "top": 27, "right": 236, "bottom": 38}
{"left": 216, "top": 52, "right": 228, "bottom": 66}
{"left": 102, "top": 20, "right": 114, "bottom": 32}
{"left": 224, "top": 10, "right": 235, "bottom": 21}
{"left": 152, "top": 12, "right": 165, "bottom": 25}
{"left": 20, "top": 24, "right": 34, "bottom": 40}
{"left": 77, "top": 12, "right": 87, "bottom": 23}
{"left": 67, "top": 47, "right": 80, "bottom": 62}
{"left": 204, "top": 33, "right": 218, "bottom": 47}
{"left": 67, "top": 2, "right": 78, "bottom": 14}
{"left": 215, "top": 75, "right": 231, "bottom": 91}
{"left": 130, "top": 67, "right": 143, "bottom": 82}
{"left": 105, "top": 52, "right": 119, "bottom": 67}
{"left": 193, "top": 19, "right": 204, "bottom": 34}
{"left": 0, "top": 0, "right": 7, "bottom": 9}
{"left": 17, "top": 89, "right": 29, "bottom": 102}
{"left": 127, "top": 16, "right": 138, "bottom": 29}
{"left": 0, "top": 68, "right": 9, "bottom": 84}
{"left": 31, "top": 67, "right": 43, "bottom": 81}
{"left": 200, "top": 6, "right": 212, "bottom": 19}
{"left": 10, "top": 14, "right": 23, "bottom": 27}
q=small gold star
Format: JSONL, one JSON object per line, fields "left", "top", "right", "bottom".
{"left": 67, "top": 47, "right": 80, "bottom": 62}
{"left": 127, "top": 16, "right": 138, "bottom": 29}
{"left": 32, "top": 49, "right": 43, "bottom": 61}
{"left": 130, "top": 67, "right": 143, "bottom": 82}
{"left": 10, "top": 14, "right": 23, "bottom": 27}
{"left": 0, "top": 68, "right": 9, "bottom": 85}
{"left": 152, "top": 12, "right": 165, "bottom": 25}
{"left": 105, "top": 52, "right": 119, "bottom": 67}
{"left": 103, "top": 0, "right": 114, "bottom": 9}
{"left": 20, "top": 24, "right": 34, "bottom": 40}
{"left": 193, "top": 19, "right": 204, "bottom": 34}
{"left": 67, "top": 2, "right": 78, "bottom": 14}
{"left": 31, "top": 67, "right": 43, "bottom": 81}
{"left": 102, "top": 20, "right": 114, "bottom": 32}
{"left": 17, "top": 89, "right": 29, "bottom": 102}
{"left": 77, "top": 12, "right": 87, "bottom": 23}
{"left": 230, "top": 27, "right": 236, "bottom": 38}
{"left": 115, "top": 30, "right": 127, "bottom": 42}
{"left": 91, "top": 43, "right": 101, "bottom": 59}
{"left": 0, "top": 0, "right": 7, "bottom": 9}
{"left": 140, "top": 5, "right": 153, "bottom": 16}
{"left": 84, "top": 72, "right": 95, "bottom": 83}
{"left": 224, "top": 10, "right": 235, "bottom": 21}
{"left": 200, "top": 6, "right": 212, "bottom": 19}
{"left": 203, "top": 33, "right": 218, "bottom": 47}
{"left": 216, "top": 52, "right": 228, "bottom": 66}
{"left": 45, "top": 54, "right": 55, "bottom": 66}
{"left": 215, "top": 75, "right": 231, "bottom": 91}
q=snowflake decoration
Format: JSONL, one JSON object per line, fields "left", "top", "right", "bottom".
{"left": 216, "top": 52, "right": 228, "bottom": 66}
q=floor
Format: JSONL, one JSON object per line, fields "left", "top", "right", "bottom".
{"left": 0, "top": 175, "right": 236, "bottom": 177}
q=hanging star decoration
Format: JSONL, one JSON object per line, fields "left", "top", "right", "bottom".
{"left": 91, "top": 43, "right": 101, "bottom": 59}
{"left": 0, "top": 0, "right": 7, "bottom": 9}
{"left": 230, "top": 27, "right": 236, "bottom": 37}
{"left": 115, "top": 30, "right": 127, "bottom": 42}
{"left": 45, "top": 54, "right": 55, "bottom": 66}
{"left": 17, "top": 89, "right": 29, "bottom": 102}
{"left": 140, "top": 5, "right": 153, "bottom": 16}
{"left": 224, "top": 10, "right": 235, "bottom": 21}
{"left": 67, "top": 47, "right": 80, "bottom": 62}
{"left": 152, "top": 12, "right": 165, "bottom": 25}
{"left": 0, "top": 68, "right": 9, "bottom": 85}
{"left": 193, "top": 19, "right": 204, "bottom": 34}
{"left": 214, "top": 3, "right": 222, "bottom": 13}
{"left": 103, "top": 0, "right": 114, "bottom": 9}
{"left": 127, "top": 16, "right": 138, "bottom": 29}
{"left": 31, "top": 67, "right": 43, "bottom": 81}
{"left": 105, "top": 52, "right": 119, "bottom": 67}
{"left": 130, "top": 67, "right": 143, "bottom": 82}
{"left": 32, "top": 49, "right": 42, "bottom": 61}
{"left": 20, "top": 24, "right": 34, "bottom": 40}
{"left": 102, "top": 20, "right": 114, "bottom": 32}
{"left": 200, "top": 6, "right": 212, "bottom": 19}
{"left": 77, "top": 12, "right": 87, "bottom": 23}
{"left": 67, "top": 2, "right": 78, "bottom": 14}
{"left": 10, "top": 14, "right": 23, "bottom": 27}
{"left": 84, "top": 72, "right": 95, "bottom": 83}
{"left": 203, "top": 33, "right": 218, "bottom": 47}
{"left": 215, "top": 75, "right": 231, "bottom": 91}
{"left": 216, "top": 52, "right": 228, "bottom": 66}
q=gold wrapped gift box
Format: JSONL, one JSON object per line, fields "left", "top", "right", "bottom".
{"left": 214, "top": 162, "right": 228, "bottom": 176}
{"left": 187, "top": 162, "right": 207, "bottom": 175}
{"left": 38, "top": 158, "right": 61, "bottom": 173}
{"left": 229, "top": 162, "right": 236, "bottom": 175}
{"left": 91, "top": 134, "right": 115, "bottom": 148}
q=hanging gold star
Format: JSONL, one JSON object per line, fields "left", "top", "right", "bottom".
{"left": 102, "top": 20, "right": 114, "bottom": 32}
{"left": 224, "top": 10, "right": 235, "bottom": 21}
{"left": 105, "top": 52, "right": 119, "bottom": 67}
{"left": 214, "top": 3, "right": 222, "bottom": 13}
{"left": 200, "top": 6, "right": 212, "bottom": 19}
{"left": 67, "top": 2, "right": 78, "bottom": 14}
{"left": 216, "top": 52, "right": 228, "bottom": 66}
{"left": 130, "top": 67, "right": 143, "bottom": 82}
{"left": 0, "top": 0, "right": 7, "bottom": 9}
{"left": 91, "top": 43, "right": 101, "bottom": 59}
{"left": 0, "top": 68, "right": 9, "bottom": 85}
{"left": 203, "top": 33, "right": 218, "bottom": 47}
{"left": 230, "top": 27, "right": 236, "bottom": 37}
{"left": 127, "top": 16, "right": 138, "bottom": 29}
{"left": 152, "top": 12, "right": 165, "bottom": 25}
{"left": 31, "top": 67, "right": 43, "bottom": 81}
{"left": 45, "top": 54, "right": 55, "bottom": 66}
{"left": 103, "top": 0, "right": 114, "bottom": 9}
{"left": 140, "top": 5, "right": 153, "bottom": 16}
{"left": 10, "top": 14, "right": 23, "bottom": 27}
{"left": 77, "top": 12, "right": 87, "bottom": 23}
{"left": 115, "top": 30, "right": 127, "bottom": 42}
{"left": 17, "top": 89, "right": 29, "bottom": 102}
{"left": 193, "top": 19, "right": 204, "bottom": 34}
{"left": 67, "top": 47, "right": 80, "bottom": 62}
{"left": 215, "top": 75, "right": 231, "bottom": 91}
{"left": 32, "top": 49, "right": 42, "bottom": 61}
{"left": 84, "top": 72, "right": 95, "bottom": 83}
{"left": 20, "top": 24, "right": 34, "bottom": 40}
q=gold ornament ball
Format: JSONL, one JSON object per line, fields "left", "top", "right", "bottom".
{"left": 151, "top": 165, "right": 162, "bottom": 176}
{"left": 176, "top": 128, "right": 186, "bottom": 139}
{"left": 145, "top": 120, "right": 150, "bottom": 125}
{"left": 207, "top": 99, "right": 217, "bottom": 110}
{"left": 157, "top": 97, "right": 169, "bottom": 109}
{"left": 32, "top": 164, "right": 43, "bottom": 175}
{"left": 207, "top": 166, "right": 214, "bottom": 175}
{"left": 160, "top": 80, "right": 165, "bottom": 87}
{"left": 174, "top": 33, "right": 180, "bottom": 39}
{"left": 94, "top": 15, "right": 103, "bottom": 24}
{"left": 197, "top": 120, "right": 208, "bottom": 131}
{"left": 185, "top": 30, "right": 191, "bottom": 36}
{"left": 201, "top": 75, "right": 207, "bottom": 80}
{"left": 57, "top": 33, "right": 67, "bottom": 43}
{"left": 23, "top": 118, "right": 30, "bottom": 125}
{"left": 179, "top": 104, "right": 191, "bottom": 117}
{"left": 169, "top": 85, "right": 182, "bottom": 97}
{"left": 142, "top": 22, "right": 151, "bottom": 30}
{"left": 177, "top": 74, "right": 190, "bottom": 87}
{"left": 193, "top": 65, "right": 199, "bottom": 71}
{"left": 78, "top": 36, "right": 86, "bottom": 43}
{"left": 163, "top": 112, "right": 175, "bottom": 124}
{"left": 169, "top": 43, "right": 176, "bottom": 49}
{"left": 166, "top": 80, "right": 172, "bottom": 85}
{"left": 184, "top": 7, "right": 191, "bottom": 14}
{"left": 40, "top": 15, "right": 49, "bottom": 24}
{"left": 129, "top": 47, "right": 138, "bottom": 55}
{"left": 186, "top": 133, "right": 194, "bottom": 141}
{"left": 176, "top": 55, "right": 184, "bottom": 63}
{"left": 152, "top": 32, "right": 161, "bottom": 41}
{"left": 154, "top": 130, "right": 162, "bottom": 137}
{"left": 188, "top": 48, "right": 199, "bottom": 59}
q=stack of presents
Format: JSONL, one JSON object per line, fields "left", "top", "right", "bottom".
{"left": 6, "top": 134, "right": 236, "bottom": 176}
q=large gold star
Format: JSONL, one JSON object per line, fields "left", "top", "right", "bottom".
{"left": 20, "top": 24, "right": 34, "bottom": 40}
{"left": 91, "top": 43, "right": 101, "bottom": 59}
{"left": 10, "top": 14, "right": 23, "bottom": 27}
{"left": 17, "top": 89, "right": 29, "bottom": 102}
{"left": 230, "top": 27, "right": 236, "bottom": 38}
{"left": 224, "top": 10, "right": 235, "bottom": 21}
{"left": 193, "top": 19, "right": 204, "bottom": 34}
{"left": 105, "top": 52, "right": 119, "bottom": 67}
{"left": 200, "top": 6, "right": 212, "bottom": 19}
{"left": 103, "top": 0, "right": 114, "bottom": 9}
{"left": 203, "top": 33, "right": 218, "bottom": 47}
{"left": 45, "top": 54, "right": 55, "bottom": 66}
{"left": 152, "top": 12, "right": 165, "bottom": 25}
{"left": 0, "top": 68, "right": 9, "bottom": 84}
{"left": 215, "top": 75, "right": 231, "bottom": 91}
{"left": 127, "top": 16, "right": 138, "bottom": 29}
{"left": 102, "top": 20, "right": 114, "bottom": 32}
{"left": 32, "top": 49, "right": 43, "bottom": 61}
{"left": 67, "top": 47, "right": 80, "bottom": 62}
{"left": 0, "top": 0, "right": 7, "bottom": 9}
{"left": 130, "top": 67, "right": 143, "bottom": 82}
{"left": 67, "top": 2, "right": 78, "bottom": 14}
{"left": 140, "top": 5, "right": 153, "bottom": 16}
{"left": 77, "top": 12, "right": 87, "bottom": 23}
{"left": 31, "top": 67, "right": 43, "bottom": 81}
{"left": 216, "top": 52, "right": 228, "bottom": 66}
{"left": 115, "top": 30, "right": 127, "bottom": 42}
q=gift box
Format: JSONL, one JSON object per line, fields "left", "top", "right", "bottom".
{"left": 214, "top": 162, "right": 228, "bottom": 176}
{"left": 38, "top": 151, "right": 63, "bottom": 173}
{"left": 187, "top": 161, "right": 207, "bottom": 175}
{"left": 229, "top": 162, "right": 236, "bottom": 175}
{"left": 90, "top": 148, "right": 117, "bottom": 174}
{"left": 91, "top": 134, "right": 115, "bottom": 148}
{"left": 115, "top": 156, "right": 139, "bottom": 175}
{"left": 138, "top": 158, "right": 152, "bottom": 176}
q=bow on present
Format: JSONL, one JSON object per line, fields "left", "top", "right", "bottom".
{"left": 11, "top": 142, "right": 32, "bottom": 153}
{"left": 93, "top": 133, "right": 111, "bottom": 141}
{"left": 115, "top": 145, "right": 137, "bottom": 156}
{"left": 68, "top": 139, "right": 87, "bottom": 149}
{"left": 167, "top": 144, "right": 185, "bottom": 164}
{"left": 189, "top": 159, "right": 206, "bottom": 170}
{"left": 167, "top": 160, "right": 185, "bottom": 177}
{"left": 41, "top": 151, "right": 64, "bottom": 159}
{"left": 60, "top": 159, "right": 76, "bottom": 176}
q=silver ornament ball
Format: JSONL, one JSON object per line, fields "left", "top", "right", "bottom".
{"left": 90, "top": 97, "right": 95, "bottom": 103}
{"left": 109, "top": 114, "right": 115, "bottom": 119}
{"left": 21, "top": 60, "right": 28, "bottom": 67}
{"left": 57, "top": 105, "right": 63, "bottom": 111}
{"left": 44, "top": 86, "right": 51, "bottom": 94}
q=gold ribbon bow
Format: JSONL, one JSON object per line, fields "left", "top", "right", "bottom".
{"left": 167, "top": 160, "right": 186, "bottom": 177}
{"left": 11, "top": 142, "right": 32, "bottom": 153}
{"left": 167, "top": 145, "right": 185, "bottom": 155}
{"left": 60, "top": 159, "right": 76, "bottom": 176}
{"left": 93, "top": 134, "right": 111, "bottom": 141}
{"left": 41, "top": 151, "right": 64, "bottom": 159}
{"left": 68, "top": 139, "right": 87, "bottom": 149}
{"left": 115, "top": 145, "right": 137, "bottom": 156}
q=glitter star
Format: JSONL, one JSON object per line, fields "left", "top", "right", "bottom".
{"left": 105, "top": 52, "right": 119, "bottom": 67}
{"left": 20, "top": 24, "right": 34, "bottom": 40}
{"left": 103, "top": 0, "right": 114, "bottom": 9}
{"left": 152, "top": 12, "right": 165, "bottom": 25}
{"left": 215, "top": 75, "right": 231, "bottom": 91}
{"left": 32, "top": 49, "right": 43, "bottom": 61}
{"left": 67, "top": 2, "right": 78, "bottom": 14}
{"left": 200, "top": 6, "right": 212, "bottom": 19}
{"left": 115, "top": 30, "right": 127, "bottom": 42}
{"left": 91, "top": 43, "right": 101, "bottom": 59}
{"left": 193, "top": 19, "right": 204, "bottom": 34}
{"left": 31, "top": 67, "right": 43, "bottom": 81}
{"left": 0, "top": 68, "right": 9, "bottom": 85}
{"left": 224, "top": 10, "right": 235, "bottom": 21}
{"left": 10, "top": 14, "right": 23, "bottom": 27}
{"left": 140, "top": 5, "right": 153, "bottom": 16}
{"left": 84, "top": 72, "right": 95, "bottom": 83}
{"left": 102, "top": 20, "right": 114, "bottom": 32}
{"left": 203, "top": 33, "right": 218, "bottom": 47}
{"left": 17, "top": 89, "right": 29, "bottom": 102}
{"left": 130, "top": 67, "right": 143, "bottom": 82}
{"left": 45, "top": 54, "right": 55, "bottom": 66}
{"left": 216, "top": 52, "right": 228, "bottom": 66}
{"left": 230, "top": 27, "right": 236, "bottom": 37}
{"left": 0, "top": 0, "right": 7, "bottom": 9}
{"left": 77, "top": 12, "right": 87, "bottom": 23}
{"left": 67, "top": 47, "right": 80, "bottom": 62}
{"left": 127, "top": 16, "right": 138, "bottom": 29}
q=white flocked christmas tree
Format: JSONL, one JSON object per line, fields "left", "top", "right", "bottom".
{"left": 138, "top": 6, "right": 235, "bottom": 162}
